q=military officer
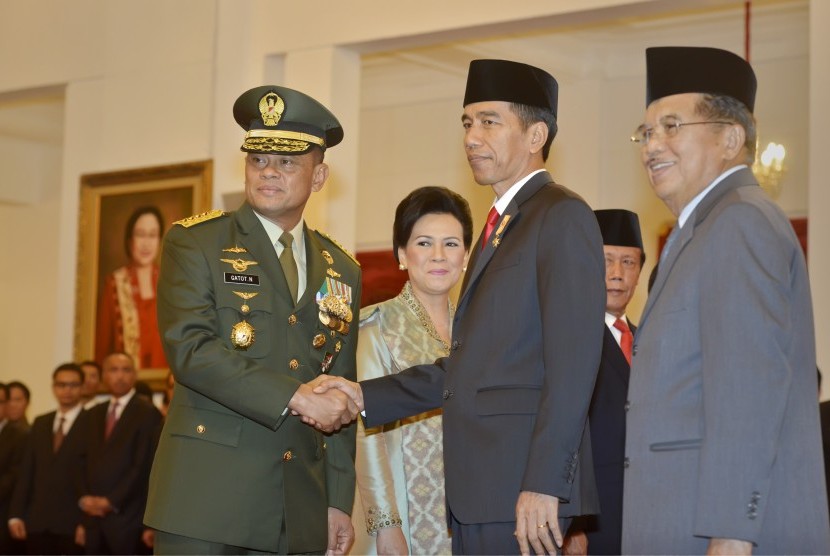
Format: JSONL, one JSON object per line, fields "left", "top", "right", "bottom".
{"left": 144, "top": 85, "right": 361, "bottom": 555}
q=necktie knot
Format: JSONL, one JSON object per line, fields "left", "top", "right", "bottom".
{"left": 614, "top": 317, "right": 634, "bottom": 365}
{"left": 279, "top": 231, "right": 294, "bottom": 249}
{"left": 481, "top": 207, "right": 500, "bottom": 248}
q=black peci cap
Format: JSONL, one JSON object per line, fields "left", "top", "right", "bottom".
{"left": 595, "top": 209, "right": 643, "bottom": 249}
{"left": 233, "top": 85, "right": 343, "bottom": 155}
{"left": 645, "top": 46, "right": 756, "bottom": 112}
{"left": 463, "top": 59, "right": 558, "bottom": 118}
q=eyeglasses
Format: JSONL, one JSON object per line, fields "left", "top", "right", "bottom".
{"left": 630, "top": 120, "right": 733, "bottom": 144}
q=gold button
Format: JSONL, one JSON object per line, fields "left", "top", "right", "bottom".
{"left": 283, "top": 450, "right": 293, "bottom": 461}
{"left": 196, "top": 425, "right": 206, "bottom": 434}
{"left": 288, "top": 314, "right": 297, "bottom": 325}
{"left": 289, "top": 359, "right": 299, "bottom": 370}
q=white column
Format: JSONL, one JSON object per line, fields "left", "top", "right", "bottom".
{"left": 283, "top": 47, "right": 361, "bottom": 251}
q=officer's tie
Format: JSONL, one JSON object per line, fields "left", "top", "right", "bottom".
{"left": 279, "top": 231, "right": 299, "bottom": 304}
{"left": 614, "top": 318, "right": 633, "bottom": 365}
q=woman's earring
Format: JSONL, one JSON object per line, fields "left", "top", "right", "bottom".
{"left": 399, "top": 263, "right": 406, "bottom": 271}
{"left": 463, "top": 266, "right": 467, "bottom": 272}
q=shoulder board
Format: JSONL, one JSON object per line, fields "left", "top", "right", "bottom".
{"left": 174, "top": 209, "right": 226, "bottom": 228}
{"left": 316, "top": 231, "right": 360, "bottom": 267}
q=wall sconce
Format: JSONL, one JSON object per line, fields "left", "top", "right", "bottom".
{"left": 753, "top": 141, "right": 786, "bottom": 199}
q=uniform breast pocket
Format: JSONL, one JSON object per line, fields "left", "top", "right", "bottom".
{"left": 484, "top": 251, "right": 522, "bottom": 274}
{"left": 217, "top": 288, "right": 272, "bottom": 359}
{"left": 168, "top": 405, "right": 244, "bottom": 448}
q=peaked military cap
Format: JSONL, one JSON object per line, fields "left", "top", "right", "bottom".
{"left": 463, "top": 59, "right": 558, "bottom": 119}
{"left": 234, "top": 85, "right": 343, "bottom": 155}
{"left": 595, "top": 209, "right": 643, "bottom": 250}
{"left": 645, "top": 46, "right": 757, "bottom": 112}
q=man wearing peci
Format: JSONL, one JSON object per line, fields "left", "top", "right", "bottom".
{"left": 144, "top": 85, "right": 361, "bottom": 555}
{"left": 316, "top": 59, "right": 606, "bottom": 555}
{"left": 623, "top": 46, "right": 830, "bottom": 553}
{"left": 564, "top": 209, "right": 644, "bottom": 555}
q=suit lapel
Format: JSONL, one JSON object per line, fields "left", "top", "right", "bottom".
{"left": 301, "top": 226, "right": 325, "bottom": 309}
{"left": 639, "top": 168, "right": 757, "bottom": 330}
{"left": 459, "top": 171, "right": 551, "bottom": 308}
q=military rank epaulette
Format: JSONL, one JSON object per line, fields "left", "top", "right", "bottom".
{"left": 174, "top": 209, "right": 226, "bottom": 228}
{"left": 317, "top": 231, "right": 360, "bottom": 267}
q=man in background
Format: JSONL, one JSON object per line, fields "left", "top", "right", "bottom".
{"left": 79, "top": 352, "right": 161, "bottom": 555}
{"left": 5, "top": 382, "right": 30, "bottom": 432}
{"left": 8, "top": 363, "right": 88, "bottom": 555}
{"left": 565, "top": 209, "right": 644, "bottom": 555}
{"left": 78, "top": 361, "right": 104, "bottom": 409}
{"left": 623, "top": 46, "right": 830, "bottom": 553}
{"left": 0, "top": 383, "right": 28, "bottom": 555}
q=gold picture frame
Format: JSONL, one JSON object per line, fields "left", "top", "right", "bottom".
{"left": 74, "top": 160, "right": 213, "bottom": 390}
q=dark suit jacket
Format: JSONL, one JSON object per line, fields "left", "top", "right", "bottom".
{"left": 144, "top": 204, "right": 361, "bottom": 553}
{"left": 0, "top": 420, "right": 28, "bottom": 548}
{"left": 362, "top": 171, "right": 606, "bottom": 524}
{"left": 80, "top": 394, "right": 161, "bottom": 550}
{"left": 574, "top": 323, "right": 633, "bottom": 554}
{"left": 820, "top": 400, "right": 830, "bottom": 520}
{"left": 9, "top": 409, "right": 87, "bottom": 536}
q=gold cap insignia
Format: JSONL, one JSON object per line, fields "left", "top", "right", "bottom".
{"left": 259, "top": 92, "right": 285, "bottom": 127}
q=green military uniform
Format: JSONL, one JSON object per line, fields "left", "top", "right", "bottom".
{"left": 144, "top": 85, "right": 360, "bottom": 554}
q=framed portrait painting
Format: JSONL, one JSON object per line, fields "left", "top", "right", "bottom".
{"left": 74, "top": 160, "right": 212, "bottom": 389}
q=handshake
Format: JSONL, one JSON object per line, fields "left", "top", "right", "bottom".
{"left": 287, "top": 376, "right": 364, "bottom": 433}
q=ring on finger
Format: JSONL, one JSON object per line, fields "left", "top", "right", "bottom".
{"left": 537, "top": 523, "right": 547, "bottom": 529}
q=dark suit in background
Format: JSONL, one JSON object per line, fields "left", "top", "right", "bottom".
{"left": 80, "top": 394, "right": 161, "bottom": 555}
{"left": 0, "top": 419, "right": 27, "bottom": 555}
{"left": 9, "top": 410, "right": 87, "bottom": 555}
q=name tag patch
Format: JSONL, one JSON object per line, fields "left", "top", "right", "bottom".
{"left": 224, "top": 272, "right": 260, "bottom": 285}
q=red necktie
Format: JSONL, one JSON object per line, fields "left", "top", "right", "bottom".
{"left": 481, "top": 206, "right": 500, "bottom": 249}
{"left": 53, "top": 416, "right": 65, "bottom": 453}
{"left": 105, "top": 400, "right": 119, "bottom": 440}
{"left": 614, "top": 318, "right": 633, "bottom": 365}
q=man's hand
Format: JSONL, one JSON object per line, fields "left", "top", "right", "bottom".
{"left": 142, "top": 528, "right": 155, "bottom": 549}
{"left": 311, "top": 375, "right": 364, "bottom": 411}
{"left": 376, "top": 526, "right": 409, "bottom": 555}
{"left": 707, "top": 538, "right": 753, "bottom": 555}
{"left": 288, "top": 383, "right": 357, "bottom": 433}
{"left": 8, "top": 518, "right": 26, "bottom": 540}
{"left": 562, "top": 529, "right": 587, "bottom": 555}
{"left": 326, "top": 507, "right": 354, "bottom": 555}
{"left": 78, "top": 495, "right": 113, "bottom": 517}
{"left": 515, "top": 491, "right": 561, "bottom": 555}
{"left": 75, "top": 524, "right": 86, "bottom": 547}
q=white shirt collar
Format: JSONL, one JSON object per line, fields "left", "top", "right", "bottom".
{"left": 677, "top": 165, "right": 746, "bottom": 228}
{"left": 492, "top": 169, "right": 546, "bottom": 215}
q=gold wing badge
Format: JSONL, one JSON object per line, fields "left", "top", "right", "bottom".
{"left": 220, "top": 258, "right": 259, "bottom": 272}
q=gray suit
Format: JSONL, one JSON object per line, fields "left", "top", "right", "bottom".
{"left": 623, "top": 167, "right": 830, "bottom": 553}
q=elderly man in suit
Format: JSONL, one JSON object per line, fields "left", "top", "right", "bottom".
{"left": 316, "top": 59, "right": 606, "bottom": 555}
{"left": 143, "top": 85, "right": 361, "bottom": 555}
{"left": 623, "top": 46, "right": 830, "bottom": 554}
{"left": 8, "top": 363, "right": 88, "bottom": 555}
{"left": 565, "top": 209, "right": 644, "bottom": 555}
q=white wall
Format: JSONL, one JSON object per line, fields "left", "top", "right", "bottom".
{"left": 0, "top": 0, "right": 821, "bottom": 415}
